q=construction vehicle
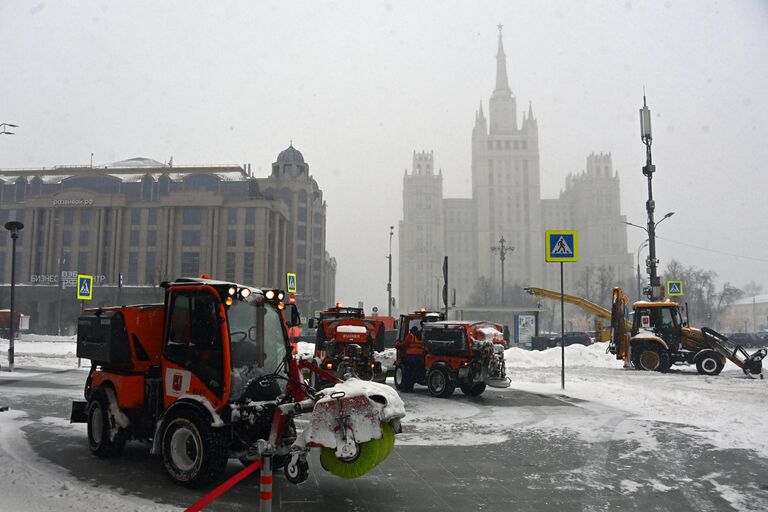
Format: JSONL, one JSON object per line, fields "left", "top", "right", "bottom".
{"left": 70, "top": 276, "right": 405, "bottom": 487}
{"left": 524, "top": 287, "right": 631, "bottom": 342}
{"left": 308, "top": 305, "right": 387, "bottom": 387}
{"left": 393, "top": 309, "right": 445, "bottom": 391}
{"left": 608, "top": 287, "right": 766, "bottom": 377}
{"left": 528, "top": 285, "right": 765, "bottom": 377}
{"left": 418, "top": 321, "right": 510, "bottom": 398}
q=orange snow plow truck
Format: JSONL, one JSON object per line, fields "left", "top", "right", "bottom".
{"left": 70, "top": 276, "right": 405, "bottom": 487}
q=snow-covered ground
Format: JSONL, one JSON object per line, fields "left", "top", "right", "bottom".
{"left": 1, "top": 337, "right": 766, "bottom": 510}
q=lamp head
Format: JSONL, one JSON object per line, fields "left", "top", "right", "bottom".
{"left": 4, "top": 221, "right": 24, "bottom": 237}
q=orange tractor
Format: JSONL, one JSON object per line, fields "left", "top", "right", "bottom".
{"left": 393, "top": 309, "right": 444, "bottom": 391}
{"left": 395, "top": 315, "right": 510, "bottom": 397}
{"left": 70, "top": 276, "right": 404, "bottom": 487}
{"left": 308, "top": 305, "right": 387, "bottom": 387}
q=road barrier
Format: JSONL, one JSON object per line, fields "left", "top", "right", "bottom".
{"left": 185, "top": 455, "right": 274, "bottom": 512}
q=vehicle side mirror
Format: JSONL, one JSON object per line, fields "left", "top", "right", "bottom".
{"left": 393, "top": 319, "right": 399, "bottom": 329}
{"left": 288, "top": 304, "right": 301, "bottom": 327}
{"left": 308, "top": 318, "right": 315, "bottom": 329}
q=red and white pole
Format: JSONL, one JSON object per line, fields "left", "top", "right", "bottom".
{"left": 260, "top": 455, "right": 273, "bottom": 512}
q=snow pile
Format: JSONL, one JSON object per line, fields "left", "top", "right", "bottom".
{"left": 374, "top": 348, "right": 396, "bottom": 372}
{"left": 0, "top": 334, "right": 82, "bottom": 369}
{"left": 505, "top": 342, "right": 618, "bottom": 368}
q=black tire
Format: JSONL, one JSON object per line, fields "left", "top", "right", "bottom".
{"left": 284, "top": 457, "right": 309, "bottom": 484}
{"left": 87, "top": 387, "right": 127, "bottom": 458}
{"left": 632, "top": 345, "right": 670, "bottom": 372}
{"left": 460, "top": 382, "right": 486, "bottom": 396}
{"left": 394, "top": 365, "right": 414, "bottom": 392}
{"left": 426, "top": 366, "right": 455, "bottom": 398}
{"left": 161, "top": 408, "right": 228, "bottom": 487}
{"left": 696, "top": 351, "right": 724, "bottom": 376}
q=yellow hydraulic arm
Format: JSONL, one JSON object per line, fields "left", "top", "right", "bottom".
{"left": 524, "top": 287, "right": 633, "bottom": 334}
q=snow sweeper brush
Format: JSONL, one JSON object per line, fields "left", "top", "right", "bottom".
{"left": 296, "top": 378, "right": 404, "bottom": 479}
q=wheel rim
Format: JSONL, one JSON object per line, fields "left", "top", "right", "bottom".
{"left": 395, "top": 367, "right": 403, "bottom": 385}
{"left": 640, "top": 351, "right": 660, "bottom": 370}
{"left": 429, "top": 370, "right": 445, "bottom": 393}
{"left": 169, "top": 422, "right": 201, "bottom": 472}
{"left": 90, "top": 404, "right": 104, "bottom": 444}
{"left": 702, "top": 358, "right": 717, "bottom": 372}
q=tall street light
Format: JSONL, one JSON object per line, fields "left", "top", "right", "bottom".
{"left": 625, "top": 211, "right": 674, "bottom": 299}
{"left": 0, "top": 123, "right": 18, "bottom": 135}
{"left": 387, "top": 226, "right": 394, "bottom": 317}
{"left": 4, "top": 221, "right": 24, "bottom": 372}
{"left": 491, "top": 235, "right": 514, "bottom": 305}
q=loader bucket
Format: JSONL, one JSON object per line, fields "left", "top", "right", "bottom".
{"left": 319, "top": 421, "right": 395, "bottom": 478}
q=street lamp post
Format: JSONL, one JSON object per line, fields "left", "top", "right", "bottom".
{"left": 625, "top": 211, "right": 674, "bottom": 299}
{"left": 387, "top": 226, "right": 394, "bottom": 317}
{"left": 491, "top": 236, "right": 514, "bottom": 305}
{"left": 0, "top": 123, "right": 18, "bottom": 135}
{"left": 4, "top": 221, "right": 24, "bottom": 372}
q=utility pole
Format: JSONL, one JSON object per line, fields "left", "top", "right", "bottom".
{"left": 387, "top": 226, "right": 394, "bottom": 317}
{"left": 491, "top": 236, "right": 514, "bottom": 304}
{"left": 640, "top": 94, "right": 661, "bottom": 300}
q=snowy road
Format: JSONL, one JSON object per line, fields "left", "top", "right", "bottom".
{"left": 1, "top": 341, "right": 767, "bottom": 511}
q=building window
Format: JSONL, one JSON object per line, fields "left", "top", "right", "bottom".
{"left": 147, "top": 230, "right": 157, "bottom": 246}
{"left": 78, "top": 251, "right": 88, "bottom": 271}
{"left": 243, "top": 253, "right": 254, "bottom": 284}
{"left": 298, "top": 207, "right": 307, "bottom": 222}
{"left": 130, "top": 230, "right": 140, "bottom": 246}
{"left": 245, "top": 208, "right": 256, "bottom": 224}
{"left": 228, "top": 208, "right": 238, "bottom": 225}
{"left": 79, "top": 230, "right": 89, "bottom": 245}
{"left": 131, "top": 208, "right": 141, "bottom": 224}
{"left": 225, "top": 252, "right": 236, "bottom": 281}
{"left": 145, "top": 251, "right": 156, "bottom": 284}
{"left": 312, "top": 227, "right": 321, "bottom": 241}
{"left": 245, "top": 230, "right": 255, "bottom": 245}
{"left": 104, "top": 209, "right": 111, "bottom": 225}
{"left": 227, "top": 230, "right": 236, "bottom": 246}
{"left": 80, "top": 210, "right": 91, "bottom": 225}
{"left": 63, "top": 231, "right": 72, "bottom": 246}
{"left": 128, "top": 252, "right": 139, "bottom": 283}
{"left": 297, "top": 225, "right": 306, "bottom": 241}
{"left": 63, "top": 210, "right": 74, "bottom": 224}
{"left": 147, "top": 208, "right": 158, "bottom": 225}
{"left": 182, "top": 207, "right": 203, "bottom": 225}
{"left": 182, "top": 230, "right": 201, "bottom": 246}
{"left": 296, "top": 243, "right": 306, "bottom": 257}
{"left": 181, "top": 252, "right": 199, "bottom": 275}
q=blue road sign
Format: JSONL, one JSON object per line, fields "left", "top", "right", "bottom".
{"left": 667, "top": 280, "right": 683, "bottom": 297}
{"left": 545, "top": 231, "right": 579, "bottom": 263}
{"left": 77, "top": 274, "right": 93, "bottom": 300}
{"left": 286, "top": 273, "right": 297, "bottom": 293}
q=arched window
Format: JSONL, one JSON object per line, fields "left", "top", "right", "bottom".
{"left": 159, "top": 174, "right": 171, "bottom": 196}
{"left": 15, "top": 177, "right": 27, "bottom": 202}
{"left": 298, "top": 189, "right": 308, "bottom": 203}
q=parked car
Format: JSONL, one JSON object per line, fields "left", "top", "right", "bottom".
{"left": 547, "top": 331, "right": 592, "bottom": 347}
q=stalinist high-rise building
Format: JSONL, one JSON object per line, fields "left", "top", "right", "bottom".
{"left": 399, "top": 28, "right": 632, "bottom": 313}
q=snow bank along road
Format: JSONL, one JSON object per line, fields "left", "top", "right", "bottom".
{"left": 0, "top": 337, "right": 767, "bottom": 511}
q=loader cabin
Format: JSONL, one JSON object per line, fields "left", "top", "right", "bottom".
{"left": 631, "top": 301, "right": 685, "bottom": 343}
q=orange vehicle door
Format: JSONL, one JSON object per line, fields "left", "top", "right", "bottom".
{"left": 162, "top": 286, "right": 229, "bottom": 410}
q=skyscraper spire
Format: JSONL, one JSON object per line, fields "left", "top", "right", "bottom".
{"left": 495, "top": 24, "right": 511, "bottom": 94}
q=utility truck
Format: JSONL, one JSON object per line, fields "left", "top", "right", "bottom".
{"left": 70, "top": 276, "right": 404, "bottom": 487}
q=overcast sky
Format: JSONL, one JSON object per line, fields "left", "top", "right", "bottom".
{"left": 2, "top": 1, "right": 767, "bottom": 310}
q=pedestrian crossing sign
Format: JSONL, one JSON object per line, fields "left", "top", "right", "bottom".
{"left": 667, "top": 280, "right": 683, "bottom": 297}
{"left": 286, "top": 273, "right": 297, "bottom": 294}
{"left": 545, "top": 231, "right": 579, "bottom": 263}
{"left": 77, "top": 274, "right": 94, "bottom": 300}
